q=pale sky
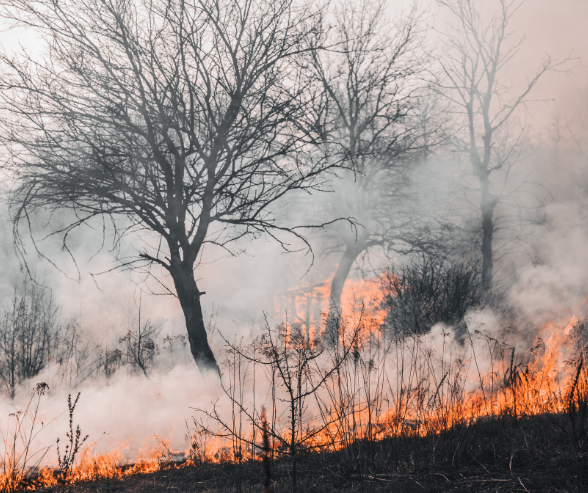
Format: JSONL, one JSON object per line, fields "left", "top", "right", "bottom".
{"left": 424, "top": 0, "right": 588, "bottom": 135}
{"left": 0, "top": 0, "right": 585, "bottom": 131}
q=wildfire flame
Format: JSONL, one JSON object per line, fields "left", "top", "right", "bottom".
{"left": 3, "top": 280, "right": 588, "bottom": 491}
{"left": 274, "top": 275, "right": 386, "bottom": 335}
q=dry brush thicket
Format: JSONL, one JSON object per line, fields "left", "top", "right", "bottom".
{"left": 0, "top": 280, "right": 188, "bottom": 398}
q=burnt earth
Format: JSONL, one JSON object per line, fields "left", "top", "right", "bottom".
{"left": 38, "top": 413, "right": 587, "bottom": 492}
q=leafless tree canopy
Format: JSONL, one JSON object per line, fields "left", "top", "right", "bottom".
{"left": 0, "top": 281, "right": 61, "bottom": 398}
{"left": 309, "top": 0, "right": 443, "bottom": 321}
{"left": 436, "top": 0, "right": 564, "bottom": 291}
{"left": 0, "top": 0, "right": 335, "bottom": 372}
{"left": 0, "top": 0, "right": 570, "bottom": 376}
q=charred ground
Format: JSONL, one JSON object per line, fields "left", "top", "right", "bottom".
{"left": 38, "top": 413, "right": 587, "bottom": 492}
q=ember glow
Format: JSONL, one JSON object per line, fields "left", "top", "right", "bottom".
{"left": 274, "top": 275, "right": 387, "bottom": 335}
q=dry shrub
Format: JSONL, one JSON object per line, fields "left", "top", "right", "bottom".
{"left": 0, "top": 382, "right": 50, "bottom": 492}
{"left": 381, "top": 255, "right": 484, "bottom": 337}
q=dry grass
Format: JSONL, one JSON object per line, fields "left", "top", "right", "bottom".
{"left": 35, "top": 412, "right": 586, "bottom": 492}
{"left": 4, "top": 307, "right": 588, "bottom": 492}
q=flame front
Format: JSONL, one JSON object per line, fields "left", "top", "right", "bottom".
{"left": 3, "top": 279, "right": 588, "bottom": 491}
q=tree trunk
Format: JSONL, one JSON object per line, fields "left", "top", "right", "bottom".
{"left": 479, "top": 177, "right": 494, "bottom": 292}
{"left": 169, "top": 266, "right": 220, "bottom": 375}
{"left": 291, "top": 443, "right": 297, "bottom": 493}
{"left": 326, "top": 241, "right": 365, "bottom": 342}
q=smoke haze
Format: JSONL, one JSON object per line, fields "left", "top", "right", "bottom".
{"left": 0, "top": 0, "right": 587, "bottom": 467}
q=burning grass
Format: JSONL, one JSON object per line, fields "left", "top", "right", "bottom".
{"left": 26, "top": 413, "right": 588, "bottom": 492}
{"left": 3, "top": 304, "right": 588, "bottom": 491}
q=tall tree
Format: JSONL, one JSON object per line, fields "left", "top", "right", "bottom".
{"left": 0, "top": 0, "right": 332, "bottom": 373}
{"left": 437, "top": 0, "right": 561, "bottom": 291}
{"left": 310, "top": 0, "right": 440, "bottom": 324}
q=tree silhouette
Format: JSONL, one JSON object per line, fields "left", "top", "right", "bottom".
{"left": 0, "top": 0, "right": 335, "bottom": 372}
{"left": 437, "top": 0, "right": 565, "bottom": 291}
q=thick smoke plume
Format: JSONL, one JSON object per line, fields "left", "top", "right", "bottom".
{"left": 0, "top": 0, "right": 586, "bottom": 470}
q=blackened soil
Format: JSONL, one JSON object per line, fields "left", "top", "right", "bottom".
{"left": 38, "top": 413, "right": 588, "bottom": 492}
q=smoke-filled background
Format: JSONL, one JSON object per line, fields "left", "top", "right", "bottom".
{"left": 0, "top": 0, "right": 587, "bottom": 466}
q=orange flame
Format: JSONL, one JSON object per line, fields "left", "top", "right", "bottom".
{"left": 3, "top": 281, "right": 588, "bottom": 490}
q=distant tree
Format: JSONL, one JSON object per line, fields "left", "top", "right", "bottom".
{"left": 309, "top": 0, "right": 442, "bottom": 325}
{"left": 0, "top": 0, "right": 335, "bottom": 373}
{"left": 0, "top": 281, "right": 61, "bottom": 398}
{"left": 437, "top": 0, "right": 564, "bottom": 291}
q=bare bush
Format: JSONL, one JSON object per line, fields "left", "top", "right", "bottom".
{"left": 120, "top": 319, "right": 161, "bottom": 377}
{"left": 0, "top": 276, "right": 177, "bottom": 396}
{"left": 381, "top": 255, "right": 484, "bottom": 337}
{"left": 195, "top": 317, "right": 360, "bottom": 492}
{"left": 0, "top": 282, "right": 61, "bottom": 398}
{"left": 0, "top": 382, "right": 50, "bottom": 492}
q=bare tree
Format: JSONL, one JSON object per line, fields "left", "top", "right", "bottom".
{"left": 0, "top": 0, "right": 335, "bottom": 373}
{"left": 0, "top": 281, "right": 61, "bottom": 398}
{"left": 436, "top": 0, "right": 564, "bottom": 291}
{"left": 309, "top": 0, "right": 442, "bottom": 323}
